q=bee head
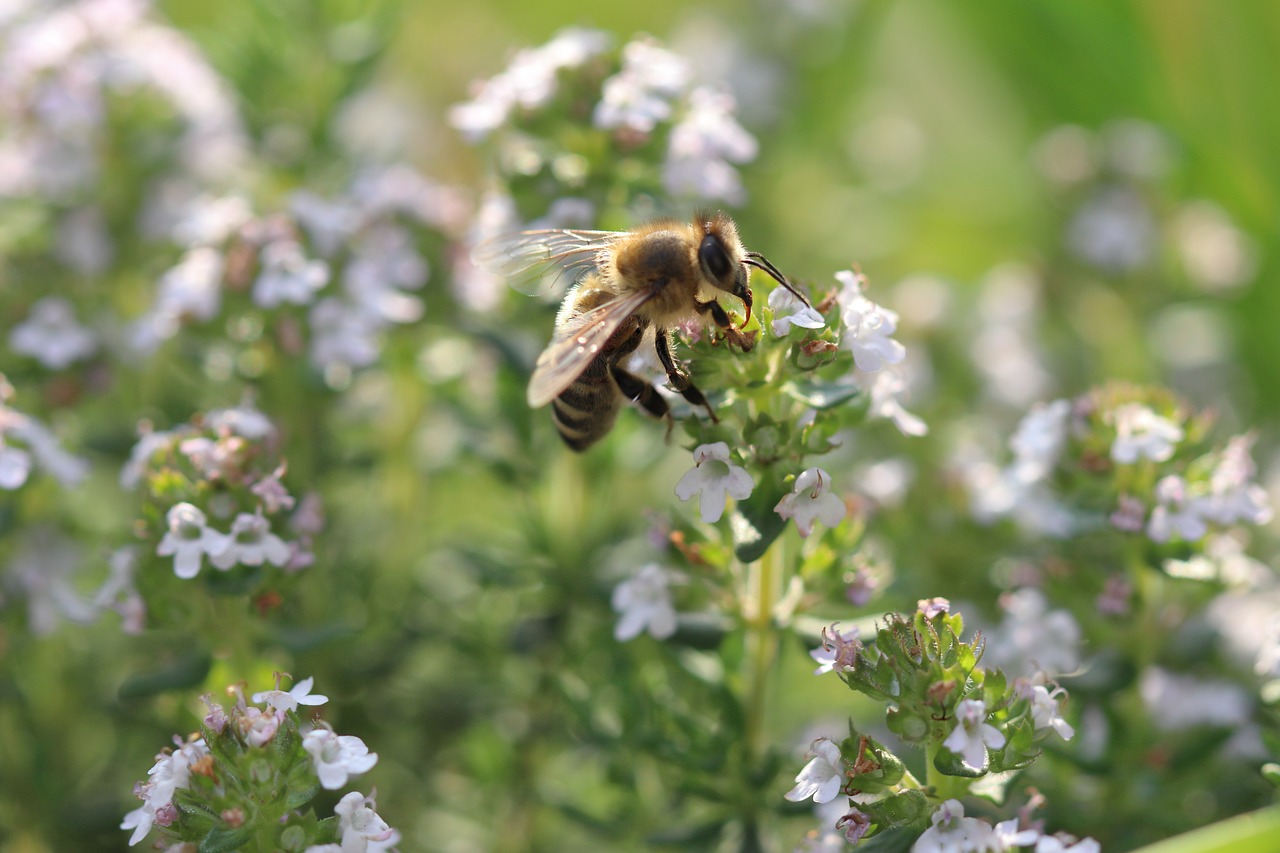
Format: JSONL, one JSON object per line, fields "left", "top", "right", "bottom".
{"left": 696, "top": 213, "right": 753, "bottom": 324}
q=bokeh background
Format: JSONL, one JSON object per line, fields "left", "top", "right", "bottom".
{"left": 3, "top": 0, "right": 1279, "bottom": 850}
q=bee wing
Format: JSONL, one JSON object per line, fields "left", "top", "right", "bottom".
{"left": 528, "top": 288, "right": 655, "bottom": 408}
{"left": 470, "top": 229, "right": 626, "bottom": 298}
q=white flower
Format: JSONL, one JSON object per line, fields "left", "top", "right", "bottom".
{"left": 4, "top": 415, "right": 90, "bottom": 486}
{"left": 834, "top": 270, "right": 905, "bottom": 373}
{"left": 984, "top": 588, "right": 1081, "bottom": 677}
{"left": 450, "top": 28, "right": 611, "bottom": 142}
{"left": 1036, "top": 835, "right": 1102, "bottom": 853}
{"left": 674, "top": 441, "right": 754, "bottom": 523}
{"left": 253, "top": 676, "right": 329, "bottom": 716}
{"left": 0, "top": 435, "right": 31, "bottom": 489}
{"left": 156, "top": 247, "right": 225, "bottom": 321}
{"left": 206, "top": 404, "right": 275, "bottom": 440}
{"left": 911, "top": 799, "right": 998, "bottom": 853}
{"left": 1008, "top": 399, "right": 1071, "bottom": 483}
{"left": 784, "top": 738, "right": 845, "bottom": 804}
{"left": 1200, "top": 434, "right": 1273, "bottom": 526}
{"left": 303, "top": 728, "right": 379, "bottom": 790}
{"left": 594, "top": 39, "right": 689, "bottom": 133}
{"left": 120, "top": 428, "right": 180, "bottom": 489}
{"left": 333, "top": 791, "right": 400, "bottom": 853}
{"left": 853, "top": 364, "right": 928, "bottom": 436}
{"left": 9, "top": 297, "right": 97, "bottom": 369}
{"left": 611, "top": 563, "right": 678, "bottom": 642}
{"left": 1147, "top": 475, "right": 1208, "bottom": 544}
{"left": 768, "top": 285, "right": 825, "bottom": 337}
{"left": 775, "top": 468, "right": 845, "bottom": 537}
{"left": 943, "top": 699, "right": 1004, "bottom": 770}
{"left": 121, "top": 738, "right": 209, "bottom": 846}
{"left": 208, "top": 512, "right": 290, "bottom": 570}
{"left": 1017, "top": 673, "right": 1075, "bottom": 741}
{"left": 1067, "top": 184, "right": 1156, "bottom": 273}
{"left": 810, "top": 625, "right": 859, "bottom": 675}
{"left": 253, "top": 240, "right": 329, "bottom": 307}
{"left": 1109, "top": 403, "right": 1183, "bottom": 464}
{"left": 155, "top": 503, "right": 229, "bottom": 579}
{"left": 1139, "top": 667, "right": 1252, "bottom": 730}
{"left": 309, "top": 297, "right": 383, "bottom": 372}
{"left": 663, "top": 87, "right": 757, "bottom": 204}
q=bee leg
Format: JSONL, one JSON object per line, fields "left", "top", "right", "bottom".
{"left": 654, "top": 330, "right": 719, "bottom": 424}
{"left": 611, "top": 363, "right": 675, "bottom": 438}
{"left": 695, "top": 298, "right": 735, "bottom": 332}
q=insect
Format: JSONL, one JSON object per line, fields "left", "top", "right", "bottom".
{"left": 474, "top": 212, "right": 807, "bottom": 451}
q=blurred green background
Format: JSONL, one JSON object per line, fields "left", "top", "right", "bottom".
{"left": 4, "top": 0, "right": 1280, "bottom": 850}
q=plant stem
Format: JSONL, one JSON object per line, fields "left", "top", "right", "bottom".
{"left": 743, "top": 538, "right": 783, "bottom": 771}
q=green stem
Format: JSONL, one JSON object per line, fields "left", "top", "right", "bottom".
{"left": 743, "top": 538, "right": 783, "bottom": 772}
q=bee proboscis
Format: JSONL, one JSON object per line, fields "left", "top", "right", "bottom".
{"left": 473, "top": 211, "right": 807, "bottom": 451}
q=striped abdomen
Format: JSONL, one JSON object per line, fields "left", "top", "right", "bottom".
{"left": 551, "top": 353, "right": 623, "bottom": 451}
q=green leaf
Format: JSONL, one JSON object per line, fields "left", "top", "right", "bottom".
{"left": 933, "top": 744, "right": 986, "bottom": 778}
{"left": 857, "top": 827, "right": 919, "bottom": 852}
{"left": 783, "top": 375, "right": 862, "bottom": 409}
{"left": 730, "top": 487, "right": 789, "bottom": 563}
{"left": 1126, "top": 806, "right": 1280, "bottom": 853}
{"left": 198, "top": 825, "right": 256, "bottom": 853}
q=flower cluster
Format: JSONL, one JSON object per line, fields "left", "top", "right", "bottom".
{"left": 0, "top": 375, "right": 90, "bottom": 490}
{"left": 122, "top": 675, "right": 394, "bottom": 850}
{"left": 969, "top": 383, "right": 1272, "bottom": 559}
{"left": 130, "top": 166, "right": 466, "bottom": 386}
{"left": 450, "top": 27, "right": 760, "bottom": 223}
{"left": 120, "top": 403, "right": 315, "bottom": 619}
{"left": 784, "top": 603, "right": 1084, "bottom": 848}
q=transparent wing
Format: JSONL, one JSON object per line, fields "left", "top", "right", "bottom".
{"left": 470, "top": 229, "right": 627, "bottom": 297}
{"left": 528, "top": 288, "right": 655, "bottom": 407}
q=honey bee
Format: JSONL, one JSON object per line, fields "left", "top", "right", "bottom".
{"left": 474, "top": 211, "right": 807, "bottom": 451}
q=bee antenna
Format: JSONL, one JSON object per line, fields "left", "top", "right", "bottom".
{"left": 745, "top": 252, "right": 811, "bottom": 307}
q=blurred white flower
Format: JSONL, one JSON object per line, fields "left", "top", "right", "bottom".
{"left": 611, "top": 563, "right": 679, "bottom": 642}
{"left": 1174, "top": 200, "right": 1257, "bottom": 293}
{"left": 0, "top": 402, "right": 89, "bottom": 488}
{"left": 207, "top": 404, "right": 274, "bottom": 440}
{"left": 784, "top": 738, "right": 844, "bottom": 804}
{"left": 1139, "top": 667, "right": 1252, "bottom": 730}
{"left": 253, "top": 240, "right": 329, "bottom": 308}
{"left": 853, "top": 365, "right": 927, "bottom": 437}
{"left": 1008, "top": 398, "right": 1071, "bottom": 483}
{"left": 1147, "top": 475, "right": 1207, "bottom": 544}
{"left": 1110, "top": 403, "right": 1182, "bottom": 464}
{"left": 594, "top": 39, "right": 689, "bottom": 133}
{"left": 451, "top": 27, "right": 611, "bottom": 142}
{"left": 208, "top": 512, "right": 290, "bottom": 570}
{"left": 1067, "top": 184, "right": 1156, "bottom": 273}
{"left": 775, "top": 468, "right": 845, "bottom": 537}
{"left": 309, "top": 297, "right": 382, "bottom": 372}
{"left": 1200, "top": 434, "right": 1273, "bottom": 526}
{"left": 302, "top": 728, "right": 379, "bottom": 790}
{"left": 9, "top": 297, "right": 97, "bottom": 369}
{"left": 6, "top": 533, "right": 99, "bottom": 634}
{"left": 985, "top": 588, "right": 1081, "bottom": 677}
{"left": 663, "top": 87, "right": 757, "bottom": 204}
{"left": 674, "top": 441, "right": 754, "bottom": 524}
{"left": 156, "top": 503, "right": 229, "bottom": 580}
{"left": 833, "top": 270, "right": 905, "bottom": 373}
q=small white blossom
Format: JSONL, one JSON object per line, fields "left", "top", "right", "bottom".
{"left": 303, "top": 728, "right": 379, "bottom": 790}
{"left": 784, "top": 738, "right": 845, "bottom": 804}
{"left": 810, "top": 625, "right": 859, "bottom": 675}
{"left": 1036, "top": 835, "right": 1103, "bottom": 853}
{"left": 121, "top": 738, "right": 209, "bottom": 847}
{"left": 1009, "top": 399, "right": 1071, "bottom": 483}
{"left": 834, "top": 270, "right": 905, "bottom": 373}
{"left": 912, "top": 799, "right": 997, "bottom": 853}
{"left": 611, "top": 563, "right": 678, "bottom": 642}
{"left": 1110, "top": 403, "right": 1183, "bottom": 464}
{"left": 1017, "top": 673, "right": 1075, "bottom": 741}
{"left": 594, "top": 39, "right": 689, "bottom": 133}
{"left": 855, "top": 364, "right": 928, "bottom": 436}
{"left": 769, "top": 285, "right": 825, "bottom": 337}
{"left": 208, "top": 512, "right": 290, "bottom": 570}
{"left": 674, "top": 441, "right": 754, "bottom": 523}
{"left": 253, "top": 675, "right": 329, "bottom": 716}
{"left": 333, "top": 791, "right": 400, "bottom": 853}
{"left": 1139, "top": 667, "right": 1252, "bottom": 730}
{"left": 663, "top": 87, "right": 757, "bottom": 203}
{"left": 155, "top": 503, "right": 229, "bottom": 580}
{"left": 1147, "top": 475, "right": 1208, "bottom": 543}
{"left": 1200, "top": 434, "right": 1273, "bottom": 526}
{"left": 985, "top": 588, "right": 1081, "bottom": 677}
{"left": 207, "top": 404, "right": 275, "bottom": 440}
{"left": 253, "top": 240, "right": 329, "bottom": 307}
{"left": 309, "top": 297, "right": 383, "bottom": 372}
{"left": 9, "top": 297, "right": 97, "bottom": 369}
{"left": 943, "top": 699, "right": 1004, "bottom": 770}
{"left": 120, "top": 428, "right": 181, "bottom": 489}
{"left": 775, "top": 468, "right": 845, "bottom": 537}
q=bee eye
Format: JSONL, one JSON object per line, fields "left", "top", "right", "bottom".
{"left": 698, "top": 235, "right": 732, "bottom": 281}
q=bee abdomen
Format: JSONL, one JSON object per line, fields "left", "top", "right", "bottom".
{"left": 552, "top": 363, "right": 619, "bottom": 451}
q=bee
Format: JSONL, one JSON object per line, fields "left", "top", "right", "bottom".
{"left": 474, "top": 211, "right": 807, "bottom": 451}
